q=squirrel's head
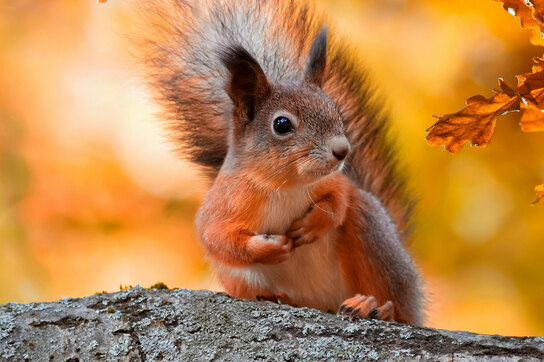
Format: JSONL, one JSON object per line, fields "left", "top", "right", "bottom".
{"left": 221, "top": 27, "right": 349, "bottom": 189}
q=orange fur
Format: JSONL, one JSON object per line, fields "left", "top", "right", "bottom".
{"left": 287, "top": 173, "right": 349, "bottom": 246}
{"left": 197, "top": 172, "right": 265, "bottom": 266}
{"left": 197, "top": 171, "right": 295, "bottom": 267}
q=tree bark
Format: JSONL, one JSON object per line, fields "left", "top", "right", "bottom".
{"left": 0, "top": 287, "right": 542, "bottom": 361}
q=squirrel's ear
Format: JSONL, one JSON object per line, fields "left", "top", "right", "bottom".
{"left": 305, "top": 26, "right": 328, "bottom": 88}
{"left": 221, "top": 46, "right": 271, "bottom": 121}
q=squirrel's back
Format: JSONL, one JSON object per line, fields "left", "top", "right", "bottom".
{"left": 132, "top": 0, "right": 414, "bottom": 237}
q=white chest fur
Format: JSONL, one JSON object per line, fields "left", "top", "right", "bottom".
{"left": 215, "top": 185, "right": 352, "bottom": 311}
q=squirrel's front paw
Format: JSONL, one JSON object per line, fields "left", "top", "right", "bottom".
{"left": 287, "top": 212, "right": 332, "bottom": 247}
{"left": 337, "top": 295, "right": 394, "bottom": 322}
{"left": 249, "top": 234, "right": 294, "bottom": 264}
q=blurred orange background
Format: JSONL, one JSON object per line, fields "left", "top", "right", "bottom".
{"left": 1, "top": 0, "right": 543, "bottom": 336}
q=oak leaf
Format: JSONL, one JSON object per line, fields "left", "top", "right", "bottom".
{"left": 426, "top": 57, "right": 544, "bottom": 153}
{"left": 496, "top": 0, "right": 544, "bottom": 46}
{"left": 520, "top": 103, "right": 544, "bottom": 131}
{"left": 426, "top": 91, "right": 518, "bottom": 153}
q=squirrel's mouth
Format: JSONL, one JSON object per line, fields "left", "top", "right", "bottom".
{"left": 297, "top": 157, "right": 345, "bottom": 181}
{"left": 314, "top": 162, "right": 344, "bottom": 177}
{"left": 257, "top": 150, "right": 345, "bottom": 189}
{"left": 293, "top": 138, "right": 349, "bottom": 182}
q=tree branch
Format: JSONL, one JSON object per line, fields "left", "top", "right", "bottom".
{"left": 0, "top": 287, "right": 542, "bottom": 361}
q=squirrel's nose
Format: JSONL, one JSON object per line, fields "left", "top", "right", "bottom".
{"left": 330, "top": 136, "right": 350, "bottom": 161}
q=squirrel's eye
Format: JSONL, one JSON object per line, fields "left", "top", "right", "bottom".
{"left": 273, "top": 117, "right": 294, "bottom": 135}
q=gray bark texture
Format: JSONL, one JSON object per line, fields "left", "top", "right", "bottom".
{"left": 0, "top": 287, "right": 542, "bottom": 361}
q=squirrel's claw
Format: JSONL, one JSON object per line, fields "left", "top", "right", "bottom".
{"left": 286, "top": 228, "right": 317, "bottom": 247}
{"left": 286, "top": 227, "right": 304, "bottom": 240}
{"left": 337, "top": 295, "right": 394, "bottom": 322}
{"left": 286, "top": 216, "right": 322, "bottom": 247}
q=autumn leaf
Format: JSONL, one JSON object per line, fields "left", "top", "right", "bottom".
{"left": 97, "top": 0, "right": 108, "bottom": 3}
{"left": 426, "top": 56, "right": 544, "bottom": 153}
{"left": 514, "top": 57, "right": 544, "bottom": 104}
{"left": 426, "top": 90, "right": 518, "bottom": 153}
{"left": 496, "top": 0, "right": 544, "bottom": 46}
{"left": 520, "top": 103, "right": 544, "bottom": 131}
{"left": 533, "top": 184, "right": 544, "bottom": 204}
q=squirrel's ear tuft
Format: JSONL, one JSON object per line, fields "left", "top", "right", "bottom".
{"left": 305, "top": 26, "right": 328, "bottom": 88}
{"left": 221, "top": 46, "right": 271, "bottom": 121}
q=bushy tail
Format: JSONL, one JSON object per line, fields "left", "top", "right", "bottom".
{"left": 131, "top": 0, "right": 414, "bottom": 237}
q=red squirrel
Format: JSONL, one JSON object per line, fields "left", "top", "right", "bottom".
{"left": 132, "top": 0, "right": 424, "bottom": 325}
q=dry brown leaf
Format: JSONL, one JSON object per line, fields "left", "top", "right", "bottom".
{"left": 426, "top": 55, "right": 544, "bottom": 153}
{"left": 426, "top": 89, "right": 519, "bottom": 153}
{"left": 515, "top": 61, "right": 544, "bottom": 105}
{"left": 532, "top": 184, "right": 544, "bottom": 204}
{"left": 529, "top": 29, "right": 544, "bottom": 46}
{"left": 496, "top": 0, "right": 544, "bottom": 46}
{"left": 520, "top": 103, "right": 544, "bottom": 131}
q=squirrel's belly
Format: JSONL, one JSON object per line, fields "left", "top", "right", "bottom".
{"left": 215, "top": 230, "right": 352, "bottom": 311}
{"left": 213, "top": 185, "right": 352, "bottom": 310}
{"left": 259, "top": 230, "right": 353, "bottom": 310}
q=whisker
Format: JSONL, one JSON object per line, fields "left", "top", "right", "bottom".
{"left": 261, "top": 157, "right": 303, "bottom": 184}
{"left": 296, "top": 159, "right": 313, "bottom": 177}
{"left": 305, "top": 186, "right": 315, "bottom": 205}
{"left": 260, "top": 148, "right": 312, "bottom": 183}
{"left": 274, "top": 178, "right": 289, "bottom": 193}
{"left": 307, "top": 187, "right": 336, "bottom": 216}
